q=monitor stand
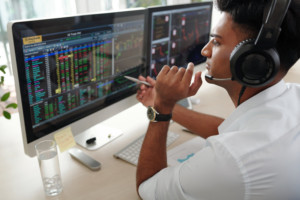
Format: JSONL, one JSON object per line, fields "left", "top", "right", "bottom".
{"left": 177, "top": 97, "right": 192, "bottom": 110}
{"left": 74, "top": 123, "right": 123, "bottom": 151}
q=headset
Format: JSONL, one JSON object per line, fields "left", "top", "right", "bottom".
{"left": 229, "top": 0, "right": 291, "bottom": 87}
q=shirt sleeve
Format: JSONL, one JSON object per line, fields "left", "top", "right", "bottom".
{"left": 138, "top": 138, "right": 244, "bottom": 200}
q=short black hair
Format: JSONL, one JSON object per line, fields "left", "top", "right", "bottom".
{"left": 215, "top": 0, "right": 300, "bottom": 72}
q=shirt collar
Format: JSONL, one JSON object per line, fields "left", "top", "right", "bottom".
{"left": 218, "top": 80, "right": 287, "bottom": 133}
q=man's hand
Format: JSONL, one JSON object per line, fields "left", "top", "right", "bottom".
{"left": 136, "top": 75, "right": 156, "bottom": 107}
{"left": 154, "top": 62, "right": 202, "bottom": 112}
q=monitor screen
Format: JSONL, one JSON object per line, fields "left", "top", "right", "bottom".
{"left": 8, "top": 9, "right": 146, "bottom": 156}
{"left": 146, "top": 2, "right": 213, "bottom": 77}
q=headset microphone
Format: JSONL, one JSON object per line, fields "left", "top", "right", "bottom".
{"left": 205, "top": 74, "right": 232, "bottom": 81}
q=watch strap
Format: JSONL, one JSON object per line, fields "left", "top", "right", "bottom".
{"left": 148, "top": 106, "right": 172, "bottom": 122}
{"left": 155, "top": 112, "right": 172, "bottom": 121}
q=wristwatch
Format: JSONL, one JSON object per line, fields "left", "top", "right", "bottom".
{"left": 147, "top": 106, "right": 172, "bottom": 122}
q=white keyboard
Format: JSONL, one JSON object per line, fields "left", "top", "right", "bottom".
{"left": 114, "top": 131, "right": 179, "bottom": 166}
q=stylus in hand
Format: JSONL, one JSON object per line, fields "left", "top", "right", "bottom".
{"left": 124, "top": 76, "right": 152, "bottom": 87}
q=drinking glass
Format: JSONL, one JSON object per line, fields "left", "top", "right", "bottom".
{"left": 35, "top": 140, "right": 63, "bottom": 196}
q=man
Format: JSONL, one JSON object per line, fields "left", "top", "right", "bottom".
{"left": 136, "top": 0, "right": 300, "bottom": 199}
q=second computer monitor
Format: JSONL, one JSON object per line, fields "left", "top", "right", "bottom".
{"left": 147, "top": 2, "right": 213, "bottom": 77}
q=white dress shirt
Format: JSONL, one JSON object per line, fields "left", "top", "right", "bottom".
{"left": 138, "top": 80, "right": 300, "bottom": 200}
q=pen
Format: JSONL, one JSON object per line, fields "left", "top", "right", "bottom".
{"left": 124, "top": 76, "right": 152, "bottom": 87}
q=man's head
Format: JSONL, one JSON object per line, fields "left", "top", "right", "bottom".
{"left": 201, "top": 0, "right": 300, "bottom": 105}
{"left": 215, "top": 0, "right": 300, "bottom": 73}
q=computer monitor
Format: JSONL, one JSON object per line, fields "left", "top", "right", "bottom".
{"left": 7, "top": 8, "right": 146, "bottom": 157}
{"left": 146, "top": 2, "right": 213, "bottom": 78}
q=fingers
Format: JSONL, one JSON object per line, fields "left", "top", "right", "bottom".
{"left": 136, "top": 88, "right": 147, "bottom": 103}
{"left": 136, "top": 92, "right": 142, "bottom": 102}
{"left": 136, "top": 88, "right": 144, "bottom": 100}
{"left": 138, "top": 75, "right": 146, "bottom": 81}
{"left": 170, "top": 65, "right": 179, "bottom": 73}
{"left": 146, "top": 76, "right": 156, "bottom": 86}
{"left": 159, "top": 65, "right": 171, "bottom": 75}
{"left": 136, "top": 75, "right": 156, "bottom": 107}
{"left": 138, "top": 75, "right": 155, "bottom": 89}
{"left": 182, "top": 63, "right": 194, "bottom": 86}
{"left": 158, "top": 65, "right": 186, "bottom": 82}
{"left": 188, "top": 71, "right": 202, "bottom": 96}
{"left": 156, "top": 63, "right": 194, "bottom": 88}
{"left": 137, "top": 63, "right": 200, "bottom": 108}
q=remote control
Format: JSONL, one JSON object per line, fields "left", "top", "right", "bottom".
{"left": 68, "top": 148, "right": 101, "bottom": 171}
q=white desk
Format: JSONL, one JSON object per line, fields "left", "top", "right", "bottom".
{"left": 1, "top": 60, "right": 299, "bottom": 200}
{"left": 0, "top": 84, "right": 233, "bottom": 200}
{"left": 0, "top": 104, "right": 149, "bottom": 200}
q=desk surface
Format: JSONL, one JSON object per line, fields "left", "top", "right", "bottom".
{"left": 0, "top": 61, "right": 299, "bottom": 200}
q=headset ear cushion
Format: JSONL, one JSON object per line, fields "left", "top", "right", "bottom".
{"left": 230, "top": 39, "right": 280, "bottom": 87}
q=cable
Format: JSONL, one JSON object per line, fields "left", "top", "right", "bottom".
{"left": 237, "top": 86, "right": 246, "bottom": 106}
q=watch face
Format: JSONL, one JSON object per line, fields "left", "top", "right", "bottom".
{"left": 147, "top": 107, "right": 156, "bottom": 121}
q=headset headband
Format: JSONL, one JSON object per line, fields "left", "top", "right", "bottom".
{"left": 255, "top": 0, "right": 291, "bottom": 49}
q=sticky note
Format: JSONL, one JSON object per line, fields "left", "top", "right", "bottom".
{"left": 54, "top": 127, "right": 76, "bottom": 152}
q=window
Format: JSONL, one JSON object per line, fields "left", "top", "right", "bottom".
{"left": 126, "top": 0, "right": 167, "bottom": 8}
{"left": 0, "top": 0, "right": 77, "bottom": 75}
